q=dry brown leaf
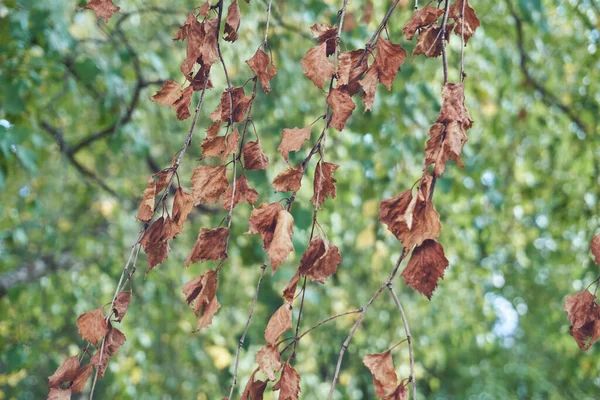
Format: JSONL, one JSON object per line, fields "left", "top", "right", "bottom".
{"left": 313, "top": 161, "right": 339, "bottom": 208}
{"left": 363, "top": 350, "right": 399, "bottom": 398}
{"left": 113, "top": 290, "right": 131, "bottom": 322}
{"left": 243, "top": 140, "right": 269, "bottom": 170}
{"left": 140, "top": 216, "right": 172, "bottom": 269}
{"left": 197, "top": 296, "right": 221, "bottom": 330}
{"left": 211, "top": 87, "right": 252, "bottom": 124}
{"left": 338, "top": 49, "right": 368, "bottom": 96}
{"left": 186, "top": 227, "right": 229, "bottom": 266}
{"left": 360, "top": 66, "right": 379, "bottom": 112}
{"left": 591, "top": 234, "right": 600, "bottom": 264}
{"left": 246, "top": 49, "right": 277, "bottom": 93}
{"left": 152, "top": 80, "right": 182, "bottom": 107}
{"left": 136, "top": 177, "right": 156, "bottom": 222}
{"left": 224, "top": 0, "right": 240, "bottom": 42}
{"left": 104, "top": 324, "right": 126, "bottom": 356}
{"left": 278, "top": 127, "right": 311, "bottom": 162}
{"left": 180, "top": 17, "right": 219, "bottom": 76}
{"left": 248, "top": 202, "right": 284, "bottom": 249}
{"left": 171, "top": 187, "right": 194, "bottom": 237}
{"left": 172, "top": 86, "right": 193, "bottom": 120}
{"left": 448, "top": 0, "right": 480, "bottom": 44}
{"left": 47, "top": 387, "right": 71, "bottom": 400}
{"left": 272, "top": 165, "right": 304, "bottom": 193}
{"left": 402, "top": 4, "right": 444, "bottom": 40}
{"left": 299, "top": 237, "right": 341, "bottom": 284}
{"left": 198, "top": 0, "right": 211, "bottom": 18}
{"left": 71, "top": 364, "right": 94, "bottom": 394}
{"left": 48, "top": 355, "right": 79, "bottom": 388}
{"left": 173, "top": 12, "right": 198, "bottom": 41}
{"left": 413, "top": 24, "right": 454, "bottom": 58}
{"left": 76, "top": 307, "right": 108, "bottom": 346}
{"left": 268, "top": 210, "right": 295, "bottom": 272}
{"left": 424, "top": 122, "right": 468, "bottom": 177}
{"left": 564, "top": 290, "right": 597, "bottom": 330}
{"left": 273, "top": 361, "right": 301, "bottom": 400}
{"left": 256, "top": 344, "right": 282, "bottom": 381}
{"left": 301, "top": 42, "right": 335, "bottom": 89}
{"left": 78, "top": 0, "right": 120, "bottom": 23}
{"left": 384, "top": 382, "right": 408, "bottom": 400}
{"left": 282, "top": 271, "right": 300, "bottom": 302}
{"left": 221, "top": 174, "right": 259, "bottom": 210}
{"left": 402, "top": 239, "right": 449, "bottom": 299}
{"left": 374, "top": 36, "right": 406, "bottom": 90}
{"left": 438, "top": 83, "right": 473, "bottom": 127}
{"left": 182, "top": 270, "right": 220, "bottom": 329}
{"left": 190, "top": 165, "right": 228, "bottom": 204}
{"left": 327, "top": 87, "right": 356, "bottom": 131}
{"left": 310, "top": 23, "right": 338, "bottom": 56}
{"left": 207, "top": 121, "right": 222, "bottom": 138}
{"left": 241, "top": 369, "right": 268, "bottom": 399}
{"left": 264, "top": 302, "right": 293, "bottom": 345}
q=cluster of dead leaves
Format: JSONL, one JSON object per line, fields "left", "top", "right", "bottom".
{"left": 563, "top": 234, "right": 600, "bottom": 350}
{"left": 363, "top": 349, "right": 408, "bottom": 400}
{"left": 403, "top": 0, "right": 480, "bottom": 58}
{"left": 48, "top": 294, "right": 131, "bottom": 398}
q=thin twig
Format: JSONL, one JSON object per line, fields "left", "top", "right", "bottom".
{"left": 440, "top": 0, "right": 451, "bottom": 84}
{"left": 216, "top": 0, "right": 234, "bottom": 126}
{"left": 459, "top": 0, "right": 466, "bottom": 82}
{"left": 263, "top": 0, "right": 273, "bottom": 48}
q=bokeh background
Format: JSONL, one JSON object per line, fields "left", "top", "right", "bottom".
{"left": 1, "top": 0, "right": 599, "bottom": 398}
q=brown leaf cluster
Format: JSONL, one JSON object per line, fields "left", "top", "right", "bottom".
{"left": 402, "top": 4, "right": 444, "bottom": 40}
{"left": 412, "top": 23, "right": 454, "bottom": 58}
{"left": 48, "top": 355, "right": 94, "bottom": 396}
{"left": 182, "top": 269, "right": 221, "bottom": 330}
{"left": 241, "top": 368, "right": 268, "bottom": 399}
{"left": 248, "top": 203, "right": 295, "bottom": 272}
{"left": 175, "top": 14, "right": 219, "bottom": 76}
{"left": 363, "top": 350, "right": 407, "bottom": 399}
{"left": 136, "top": 168, "right": 175, "bottom": 222}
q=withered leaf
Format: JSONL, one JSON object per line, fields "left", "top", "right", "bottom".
{"left": 113, "top": 290, "right": 131, "bottom": 322}
{"left": 211, "top": 87, "right": 252, "bottom": 124}
{"left": 311, "top": 23, "right": 338, "bottom": 56}
{"left": 282, "top": 271, "right": 300, "bottom": 302}
{"left": 570, "top": 316, "right": 600, "bottom": 351}
{"left": 374, "top": 36, "right": 406, "bottom": 90}
{"left": 269, "top": 210, "right": 295, "bottom": 272}
{"left": 273, "top": 361, "right": 301, "bottom": 400}
{"left": 186, "top": 227, "right": 229, "bottom": 266}
{"left": 140, "top": 216, "right": 171, "bottom": 269}
{"left": 299, "top": 237, "right": 341, "bottom": 284}
{"left": 438, "top": 83, "right": 473, "bottom": 127}
{"left": 136, "top": 177, "right": 156, "bottom": 222}
{"left": 264, "top": 302, "right": 293, "bottom": 345}
{"left": 174, "top": 86, "right": 194, "bottom": 120}
{"left": 182, "top": 270, "right": 220, "bottom": 329}
{"left": 241, "top": 369, "right": 268, "bottom": 400}
{"left": 384, "top": 382, "right": 408, "bottom": 400}
{"left": 48, "top": 355, "right": 79, "bottom": 388}
{"left": 179, "top": 17, "right": 219, "bottom": 76}
{"left": 152, "top": 80, "right": 183, "bottom": 107}
{"left": 360, "top": 66, "right": 379, "bottom": 112}
{"left": 201, "top": 128, "right": 240, "bottom": 162}
{"left": 363, "top": 350, "right": 399, "bottom": 398}
{"left": 272, "top": 165, "right": 304, "bottom": 193}
{"left": 71, "top": 364, "right": 94, "bottom": 394}
{"left": 424, "top": 122, "right": 468, "bottom": 177}
{"left": 171, "top": 187, "right": 194, "bottom": 237}
{"left": 224, "top": 0, "right": 240, "bottom": 42}
{"left": 221, "top": 174, "right": 259, "bottom": 210}
{"left": 313, "top": 161, "right": 339, "bottom": 208}
{"left": 402, "top": 239, "right": 449, "bottom": 299}
{"left": 403, "top": 4, "right": 444, "bottom": 40}
{"left": 379, "top": 190, "right": 441, "bottom": 249}
{"left": 448, "top": 0, "right": 481, "bottom": 44}
{"left": 278, "top": 127, "right": 311, "bottom": 162}
{"left": 76, "top": 307, "right": 108, "bottom": 346}
{"left": 338, "top": 49, "right": 368, "bottom": 96}
{"left": 256, "top": 344, "right": 282, "bottom": 381}
{"left": 247, "top": 49, "right": 277, "bottom": 93}
{"left": 78, "top": 0, "right": 120, "bottom": 23}
{"left": 47, "top": 388, "right": 71, "bottom": 400}
{"left": 564, "top": 290, "right": 597, "bottom": 330}
{"left": 104, "top": 324, "right": 126, "bottom": 357}
{"left": 591, "top": 234, "right": 600, "bottom": 264}
{"left": 198, "top": 0, "right": 211, "bottom": 18}
{"left": 173, "top": 12, "right": 198, "bottom": 41}
{"left": 191, "top": 165, "right": 228, "bottom": 204}
{"left": 248, "top": 202, "right": 284, "bottom": 248}
{"left": 327, "top": 87, "right": 356, "bottom": 131}
{"left": 207, "top": 121, "right": 222, "bottom": 138}
{"left": 243, "top": 140, "right": 269, "bottom": 170}
{"left": 301, "top": 42, "right": 335, "bottom": 89}
{"left": 413, "top": 24, "right": 454, "bottom": 58}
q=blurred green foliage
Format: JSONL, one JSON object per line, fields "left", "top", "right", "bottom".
{"left": 1, "top": 0, "right": 599, "bottom": 399}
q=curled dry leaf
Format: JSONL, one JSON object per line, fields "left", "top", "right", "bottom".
{"left": 243, "top": 140, "right": 269, "bottom": 170}
{"left": 152, "top": 80, "right": 183, "bottom": 107}
{"left": 264, "top": 302, "right": 293, "bottom": 345}
{"left": 182, "top": 269, "right": 221, "bottom": 329}
{"left": 246, "top": 49, "right": 277, "bottom": 93}
{"left": 363, "top": 350, "right": 399, "bottom": 398}
{"left": 360, "top": 66, "right": 379, "bottom": 112}
{"left": 402, "top": 4, "right": 444, "bottom": 40}
{"left": 78, "top": 0, "right": 120, "bottom": 23}
{"left": 591, "top": 234, "right": 600, "bottom": 264}
{"left": 191, "top": 165, "right": 228, "bottom": 204}
{"left": 136, "top": 177, "right": 156, "bottom": 222}
{"left": 210, "top": 87, "right": 252, "bottom": 124}
{"left": 413, "top": 24, "right": 454, "bottom": 58}
{"left": 47, "top": 387, "right": 71, "bottom": 400}
{"left": 70, "top": 364, "right": 94, "bottom": 394}
{"left": 269, "top": 210, "right": 295, "bottom": 272}
{"left": 140, "top": 216, "right": 172, "bottom": 269}
{"left": 311, "top": 23, "right": 338, "bottom": 56}
{"left": 299, "top": 237, "right": 341, "bottom": 284}
{"left": 76, "top": 307, "right": 108, "bottom": 346}
{"left": 313, "top": 161, "right": 339, "bottom": 208}
{"left": 378, "top": 190, "right": 441, "bottom": 249}
{"left": 207, "top": 121, "right": 221, "bottom": 138}
{"left": 174, "top": 86, "right": 194, "bottom": 120}
{"left": 256, "top": 344, "right": 282, "bottom": 381}
{"left": 278, "top": 126, "right": 312, "bottom": 162}
{"left": 88, "top": 325, "right": 125, "bottom": 379}
{"left": 438, "top": 83, "right": 473, "bottom": 127}
{"left": 282, "top": 271, "right": 300, "bottom": 302}
{"left": 113, "top": 290, "right": 132, "bottom": 322}
{"left": 424, "top": 122, "right": 467, "bottom": 177}
{"left": 384, "top": 382, "right": 408, "bottom": 400}
{"left": 222, "top": 174, "right": 259, "bottom": 210}
{"left": 241, "top": 369, "right": 268, "bottom": 399}
{"left": 272, "top": 165, "right": 304, "bottom": 193}
{"left": 448, "top": 0, "right": 481, "bottom": 44}
{"left": 327, "top": 87, "right": 356, "bottom": 131}
{"left": 301, "top": 42, "right": 335, "bottom": 89}
{"left": 171, "top": 187, "right": 194, "bottom": 237}
{"left": 338, "top": 49, "right": 369, "bottom": 96}
{"left": 374, "top": 37, "right": 406, "bottom": 91}
{"left": 179, "top": 17, "right": 219, "bottom": 76}
{"left": 273, "top": 361, "right": 301, "bottom": 400}
{"left": 402, "top": 239, "right": 449, "bottom": 299}
{"left": 224, "top": 0, "right": 240, "bottom": 42}
{"left": 186, "top": 227, "right": 229, "bottom": 266}
{"left": 48, "top": 355, "right": 79, "bottom": 388}
{"left": 248, "top": 202, "right": 284, "bottom": 247}
{"left": 201, "top": 128, "right": 240, "bottom": 162}
{"left": 564, "top": 290, "right": 597, "bottom": 330}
